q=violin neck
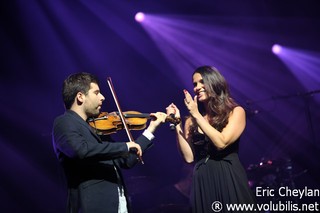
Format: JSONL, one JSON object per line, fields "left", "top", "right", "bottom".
{"left": 119, "top": 112, "right": 150, "bottom": 119}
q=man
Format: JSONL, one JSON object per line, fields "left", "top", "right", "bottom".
{"left": 52, "top": 72, "right": 167, "bottom": 213}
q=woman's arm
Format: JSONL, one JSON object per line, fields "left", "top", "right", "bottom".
{"left": 176, "top": 117, "right": 195, "bottom": 163}
{"left": 167, "top": 103, "right": 195, "bottom": 163}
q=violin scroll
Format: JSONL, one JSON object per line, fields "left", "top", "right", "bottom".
{"left": 164, "top": 115, "right": 181, "bottom": 126}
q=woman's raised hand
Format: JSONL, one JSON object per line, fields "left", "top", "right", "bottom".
{"left": 166, "top": 103, "right": 181, "bottom": 119}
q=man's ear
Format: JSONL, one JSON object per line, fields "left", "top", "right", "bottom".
{"left": 76, "top": 92, "right": 85, "bottom": 105}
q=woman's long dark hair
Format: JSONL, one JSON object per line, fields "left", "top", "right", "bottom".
{"left": 193, "top": 66, "right": 238, "bottom": 132}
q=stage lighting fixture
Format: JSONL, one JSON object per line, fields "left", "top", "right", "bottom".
{"left": 272, "top": 44, "right": 282, "bottom": 54}
{"left": 135, "top": 12, "right": 145, "bottom": 23}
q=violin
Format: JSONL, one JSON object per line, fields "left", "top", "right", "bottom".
{"left": 102, "top": 77, "right": 174, "bottom": 164}
{"left": 88, "top": 111, "right": 181, "bottom": 135}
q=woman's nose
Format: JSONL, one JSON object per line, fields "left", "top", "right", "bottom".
{"left": 195, "top": 84, "right": 201, "bottom": 91}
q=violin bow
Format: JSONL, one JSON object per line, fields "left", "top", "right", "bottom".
{"left": 106, "top": 77, "right": 144, "bottom": 164}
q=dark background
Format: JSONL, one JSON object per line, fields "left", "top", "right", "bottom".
{"left": 1, "top": 1, "right": 319, "bottom": 212}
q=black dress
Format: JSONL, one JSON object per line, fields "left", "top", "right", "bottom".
{"left": 190, "top": 132, "right": 257, "bottom": 213}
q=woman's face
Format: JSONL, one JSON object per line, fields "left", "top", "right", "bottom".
{"left": 193, "top": 73, "right": 208, "bottom": 102}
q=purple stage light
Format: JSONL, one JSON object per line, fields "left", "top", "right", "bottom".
{"left": 135, "top": 12, "right": 145, "bottom": 23}
{"left": 272, "top": 44, "right": 282, "bottom": 54}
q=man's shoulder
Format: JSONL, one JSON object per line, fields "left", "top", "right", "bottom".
{"left": 54, "top": 110, "right": 77, "bottom": 124}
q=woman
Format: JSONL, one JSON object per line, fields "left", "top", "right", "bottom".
{"left": 166, "top": 66, "right": 257, "bottom": 213}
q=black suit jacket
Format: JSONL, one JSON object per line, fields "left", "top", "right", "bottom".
{"left": 52, "top": 110, "right": 153, "bottom": 213}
